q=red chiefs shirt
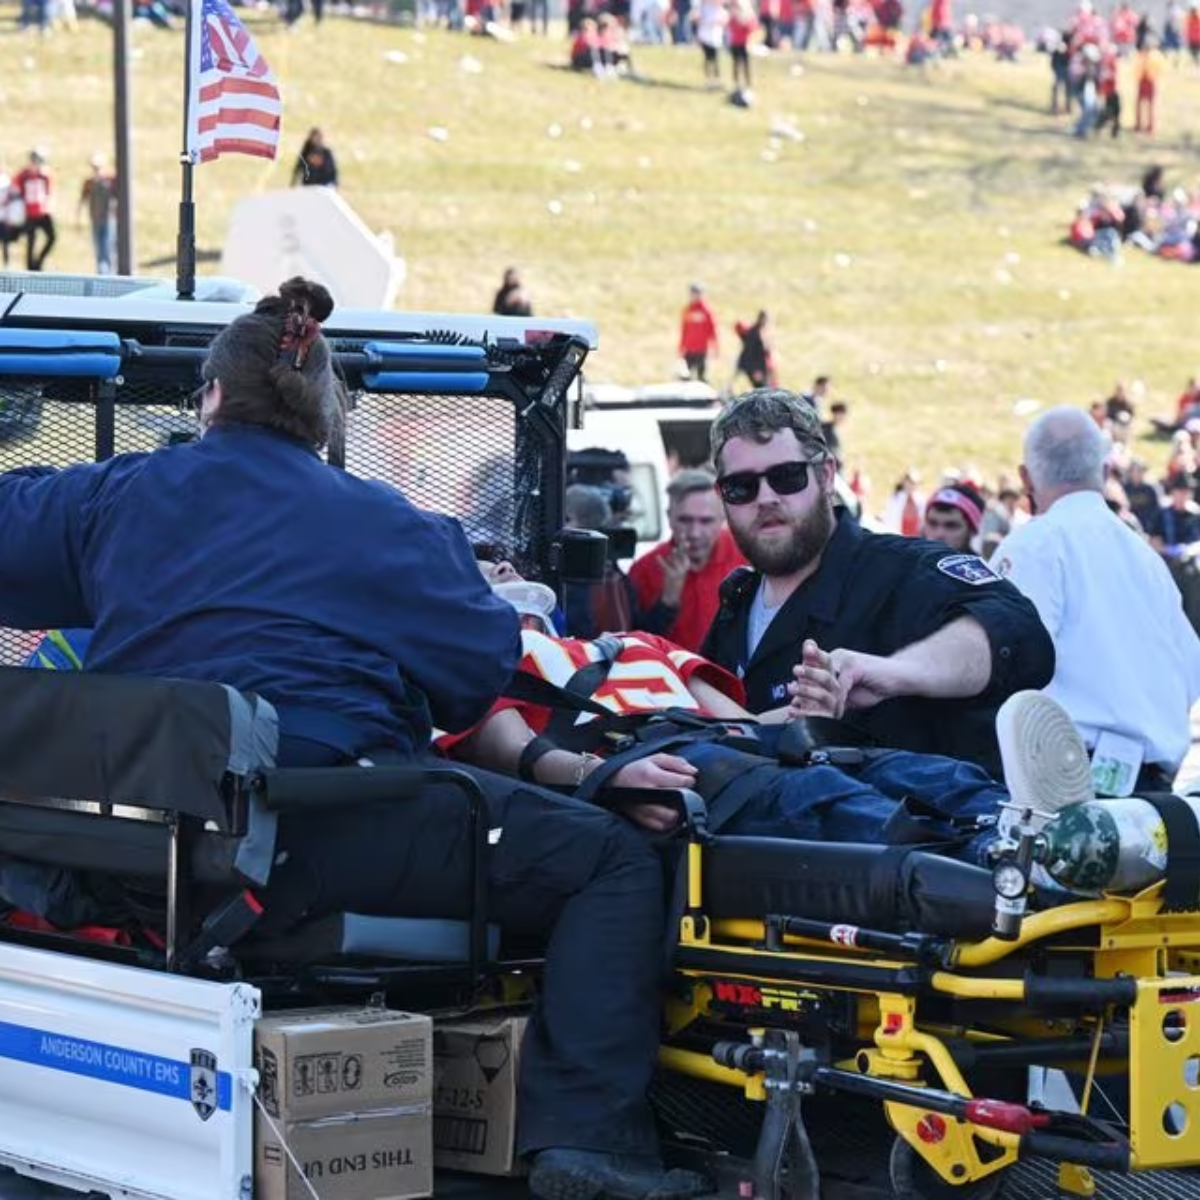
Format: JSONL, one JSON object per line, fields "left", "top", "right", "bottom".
{"left": 14, "top": 167, "right": 52, "bottom": 220}
{"left": 13, "top": 166, "right": 51, "bottom": 218}
{"left": 678, "top": 299, "right": 718, "bottom": 357}
{"left": 438, "top": 630, "right": 744, "bottom": 749}
{"left": 629, "top": 527, "right": 746, "bottom": 653}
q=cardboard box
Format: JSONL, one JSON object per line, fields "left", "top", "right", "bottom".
{"left": 432, "top": 1015, "right": 527, "bottom": 1176}
{"left": 256, "top": 1007, "right": 432, "bottom": 1121}
{"left": 254, "top": 1007, "right": 434, "bottom": 1200}
{"left": 256, "top": 1106, "right": 432, "bottom": 1200}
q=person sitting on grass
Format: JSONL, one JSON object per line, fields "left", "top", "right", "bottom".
{"left": 570, "top": 17, "right": 604, "bottom": 72}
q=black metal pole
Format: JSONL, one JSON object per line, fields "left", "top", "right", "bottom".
{"left": 176, "top": 0, "right": 197, "bottom": 300}
{"left": 176, "top": 161, "right": 196, "bottom": 301}
{"left": 113, "top": 0, "right": 135, "bottom": 275}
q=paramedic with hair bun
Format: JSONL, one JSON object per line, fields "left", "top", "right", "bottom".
{"left": 0, "top": 277, "right": 712, "bottom": 1200}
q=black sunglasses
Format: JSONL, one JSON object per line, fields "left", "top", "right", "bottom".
{"left": 715, "top": 460, "right": 822, "bottom": 506}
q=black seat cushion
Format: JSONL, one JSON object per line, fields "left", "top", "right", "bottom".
{"left": 701, "top": 836, "right": 999, "bottom": 939}
{"left": 238, "top": 912, "right": 501, "bottom": 966}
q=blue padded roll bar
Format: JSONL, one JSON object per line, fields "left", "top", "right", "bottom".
{"left": 360, "top": 340, "right": 490, "bottom": 392}
{"left": 362, "top": 340, "right": 487, "bottom": 369}
{"left": 361, "top": 370, "right": 490, "bottom": 394}
{"left": 0, "top": 329, "right": 123, "bottom": 380}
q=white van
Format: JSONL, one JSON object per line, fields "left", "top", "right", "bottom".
{"left": 567, "top": 382, "right": 722, "bottom": 560}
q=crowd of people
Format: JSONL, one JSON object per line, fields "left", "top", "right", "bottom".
{"left": 0, "top": 146, "right": 120, "bottom": 275}
{"left": 1067, "top": 165, "right": 1200, "bottom": 265}
{"left": 1041, "top": 2, "right": 1166, "bottom": 140}
{"left": 413, "top": 0, "right": 1046, "bottom": 93}
{"left": 873, "top": 376, "right": 1200, "bottom": 647}
{"left": 1, "top": 126, "right": 348, "bottom": 279}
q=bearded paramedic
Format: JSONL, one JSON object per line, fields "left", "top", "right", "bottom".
{"left": 700, "top": 389, "right": 1055, "bottom": 778}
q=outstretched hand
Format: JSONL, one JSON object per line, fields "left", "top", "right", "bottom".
{"left": 825, "top": 648, "right": 900, "bottom": 711}
{"left": 786, "top": 639, "right": 846, "bottom": 719}
{"left": 787, "top": 641, "right": 900, "bottom": 718}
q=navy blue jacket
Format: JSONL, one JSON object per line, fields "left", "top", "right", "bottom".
{"left": 701, "top": 511, "right": 1055, "bottom": 776}
{"left": 0, "top": 425, "right": 521, "bottom": 756}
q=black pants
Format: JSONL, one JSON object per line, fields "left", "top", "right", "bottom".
{"left": 25, "top": 215, "right": 54, "bottom": 271}
{"left": 730, "top": 44, "right": 750, "bottom": 88}
{"left": 684, "top": 350, "right": 708, "bottom": 381}
{"left": 261, "top": 746, "right": 665, "bottom": 1160}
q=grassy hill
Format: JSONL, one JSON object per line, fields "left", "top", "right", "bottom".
{"left": 3, "top": 14, "right": 1198, "bottom": 494}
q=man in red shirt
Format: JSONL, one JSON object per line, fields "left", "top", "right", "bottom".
{"left": 928, "top": 0, "right": 953, "bottom": 49}
{"left": 13, "top": 149, "right": 55, "bottom": 272}
{"left": 678, "top": 282, "right": 718, "bottom": 382}
{"left": 629, "top": 468, "right": 746, "bottom": 651}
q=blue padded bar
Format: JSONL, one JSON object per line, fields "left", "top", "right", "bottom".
{"left": 362, "top": 370, "right": 490, "bottom": 394}
{"left": 0, "top": 329, "right": 122, "bottom": 380}
{"left": 362, "top": 340, "right": 487, "bottom": 368}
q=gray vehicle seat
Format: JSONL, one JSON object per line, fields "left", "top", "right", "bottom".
{"left": 0, "top": 666, "right": 497, "bottom": 977}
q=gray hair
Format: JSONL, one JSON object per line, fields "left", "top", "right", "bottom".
{"left": 1023, "top": 406, "right": 1108, "bottom": 493}
{"left": 710, "top": 388, "right": 829, "bottom": 469}
{"left": 564, "top": 483, "right": 613, "bottom": 531}
{"left": 666, "top": 467, "right": 717, "bottom": 506}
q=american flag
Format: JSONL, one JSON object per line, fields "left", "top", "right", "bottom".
{"left": 185, "top": 0, "right": 282, "bottom": 164}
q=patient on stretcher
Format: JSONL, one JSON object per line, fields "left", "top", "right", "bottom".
{"left": 443, "top": 579, "right": 1179, "bottom": 901}
{"left": 16, "top": 619, "right": 1187, "bottom": 905}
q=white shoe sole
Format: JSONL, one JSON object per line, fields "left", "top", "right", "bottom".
{"left": 996, "top": 690, "right": 1093, "bottom": 830}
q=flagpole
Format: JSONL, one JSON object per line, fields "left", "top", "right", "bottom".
{"left": 176, "top": 0, "right": 197, "bottom": 300}
{"left": 113, "top": 0, "right": 136, "bottom": 275}
{"left": 176, "top": 162, "right": 196, "bottom": 301}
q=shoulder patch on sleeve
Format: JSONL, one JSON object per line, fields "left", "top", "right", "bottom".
{"left": 935, "top": 553, "right": 1001, "bottom": 586}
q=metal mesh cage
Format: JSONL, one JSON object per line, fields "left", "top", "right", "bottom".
{"left": 0, "top": 271, "right": 163, "bottom": 299}
{"left": 0, "top": 321, "right": 582, "bottom": 668}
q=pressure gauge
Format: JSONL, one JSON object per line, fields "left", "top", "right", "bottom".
{"left": 992, "top": 859, "right": 1029, "bottom": 900}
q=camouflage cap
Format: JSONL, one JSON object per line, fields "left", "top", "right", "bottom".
{"left": 710, "top": 387, "right": 830, "bottom": 466}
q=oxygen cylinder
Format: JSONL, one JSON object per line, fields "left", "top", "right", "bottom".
{"left": 1038, "top": 795, "right": 1200, "bottom": 893}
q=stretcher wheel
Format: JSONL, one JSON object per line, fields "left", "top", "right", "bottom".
{"left": 888, "top": 1137, "right": 1006, "bottom": 1200}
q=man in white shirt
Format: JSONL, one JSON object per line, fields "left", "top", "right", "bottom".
{"left": 990, "top": 405, "right": 1200, "bottom": 793}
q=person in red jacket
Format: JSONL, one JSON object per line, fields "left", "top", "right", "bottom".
{"left": 678, "top": 282, "right": 719, "bottom": 382}
{"left": 727, "top": 0, "right": 759, "bottom": 92}
{"left": 629, "top": 468, "right": 746, "bottom": 651}
{"left": 12, "top": 148, "right": 54, "bottom": 272}
{"left": 928, "top": 0, "right": 953, "bottom": 51}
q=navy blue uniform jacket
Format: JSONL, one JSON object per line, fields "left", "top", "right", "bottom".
{"left": 701, "top": 511, "right": 1055, "bottom": 776}
{"left": 0, "top": 424, "right": 521, "bottom": 756}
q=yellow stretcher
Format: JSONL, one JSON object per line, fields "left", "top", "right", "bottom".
{"left": 654, "top": 808, "right": 1200, "bottom": 1199}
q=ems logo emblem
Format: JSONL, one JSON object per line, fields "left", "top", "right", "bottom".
{"left": 190, "top": 1048, "right": 218, "bottom": 1121}
{"left": 935, "top": 554, "right": 1000, "bottom": 586}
